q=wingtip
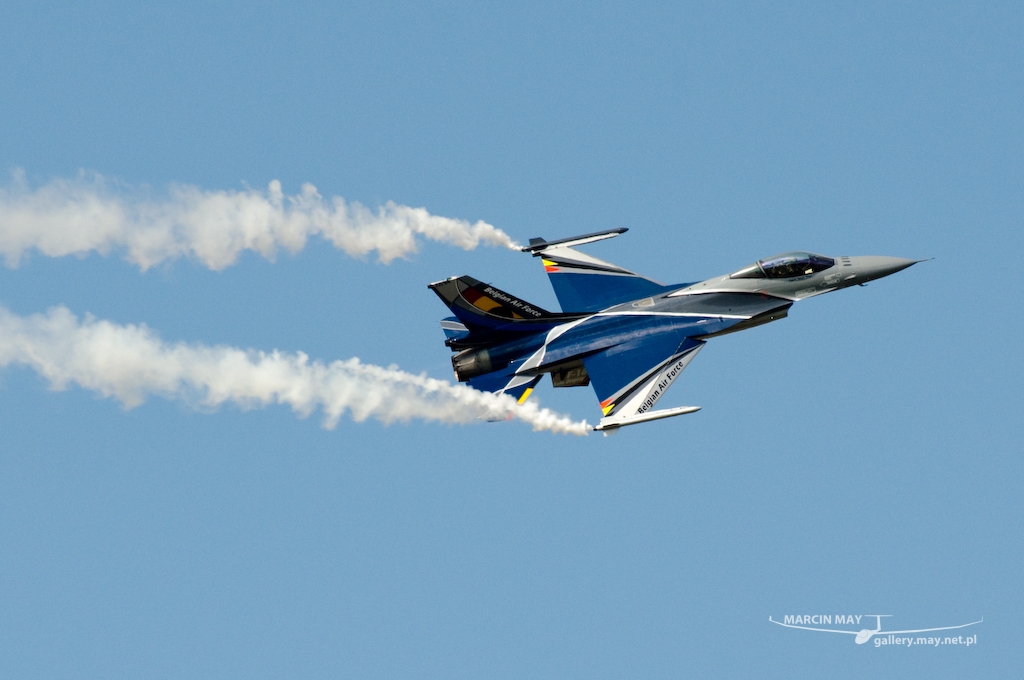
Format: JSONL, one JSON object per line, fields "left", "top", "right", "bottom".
{"left": 520, "top": 228, "right": 629, "bottom": 253}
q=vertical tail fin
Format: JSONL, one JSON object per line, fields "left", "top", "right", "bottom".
{"left": 428, "top": 276, "right": 576, "bottom": 404}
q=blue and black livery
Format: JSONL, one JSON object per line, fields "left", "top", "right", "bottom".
{"left": 429, "top": 229, "right": 921, "bottom": 431}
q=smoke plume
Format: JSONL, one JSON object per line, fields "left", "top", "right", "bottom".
{"left": 0, "top": 170, "right": 520, "bottom": 269}
{"left": 0, "top": 305, "right": 591, "bottom": 436}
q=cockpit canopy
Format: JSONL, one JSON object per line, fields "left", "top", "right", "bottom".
{"left": 731, "top": 252, "right": 835, "bottom": 279}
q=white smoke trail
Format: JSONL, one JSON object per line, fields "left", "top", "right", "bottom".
{"left": 0, "top": 170, "right": 520, "bottom": 270}
{"left": 0, "top": 305, "right": 591, "bottom": 436}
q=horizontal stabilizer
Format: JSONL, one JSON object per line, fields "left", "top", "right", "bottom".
{"left": 594, "top": 406, "right": 701, "bottom": 432}
{"left": 439, "top": 317, "right": 469, "bottom": 341}
{"left": 520, "top": 228, "right": 627, "bottom": 254}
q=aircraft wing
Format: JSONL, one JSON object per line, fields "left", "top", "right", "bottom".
{"left": 524, "top": 229, "right": 691, "bottom": 312}
{"left": 583, "top": 333, "right": 706, "bottom": 432}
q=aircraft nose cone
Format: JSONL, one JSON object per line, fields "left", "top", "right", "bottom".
{"left": 848, "top": 256, "right": 919, "bottom": 283}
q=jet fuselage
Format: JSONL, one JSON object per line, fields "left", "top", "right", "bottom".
{"left": 430, "top": 238, "right": 921, "bottom": 431}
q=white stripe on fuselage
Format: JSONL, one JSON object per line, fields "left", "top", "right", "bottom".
{"left": 514, "top": 309, "right": 747, "bottom": 376}
{"left": 515, "top": 315, "right": 590, "bottom": 375}
{"left": 590, "top": 311, "right": 750, "bottom": 319}
{"left": 667, "top": 287, "right": 800, "bottom": 301}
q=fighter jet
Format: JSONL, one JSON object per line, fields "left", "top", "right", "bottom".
{"left": 429, "top": 228, "right": 920, "bottom": 432}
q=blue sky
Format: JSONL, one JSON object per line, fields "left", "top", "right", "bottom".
{"left": 1, "top": 2, "right": 1020, "bottom": 677}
